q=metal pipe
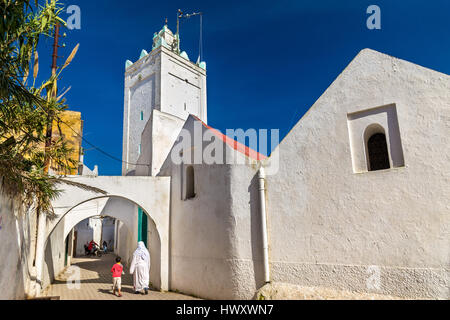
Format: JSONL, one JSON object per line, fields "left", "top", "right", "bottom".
{"left": 258, "top": 167, "right": 270, "bottom": 283}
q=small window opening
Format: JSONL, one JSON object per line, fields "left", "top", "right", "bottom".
{"left": 185, "top": 165, "right": 195, "bottom": 199}
{"left": 367, "top": 133, "right": 390, "bottom": 171}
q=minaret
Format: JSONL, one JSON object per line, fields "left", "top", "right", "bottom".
{"left": 122, "top": 22, "right": 207, "bottom": 176}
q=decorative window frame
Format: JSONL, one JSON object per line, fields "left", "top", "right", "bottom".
{"left": 347, "top": 103, "right": 405, "bottom": 173}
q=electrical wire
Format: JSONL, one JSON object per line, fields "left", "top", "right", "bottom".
{"left": 37, "top": 12, "right": 208, "bottom": 168}
{"left": 62, "top": 117, "right": 151, "bottom": 167}
{"left": 36, "top": 101, "right": 150, "bottom": 167}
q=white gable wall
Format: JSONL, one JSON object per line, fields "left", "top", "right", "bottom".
{"left": 123, "top": 48, "right": 448, "bottom": 300}
{"left": 264, "top": 49, "right": 450, "bottom": 299}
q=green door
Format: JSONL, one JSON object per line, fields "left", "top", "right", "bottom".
{"left": 137, "top": 207, "right": 148, "bottom": 247}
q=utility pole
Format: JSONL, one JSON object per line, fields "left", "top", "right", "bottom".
{"left": 35, "top": 22, "right": 61, "bottom": 297}
{"left": 43, "top": 21, "right": 61, "bottom": 174}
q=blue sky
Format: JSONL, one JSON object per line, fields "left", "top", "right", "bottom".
{"left": 35, "top": 0, "right": 450, "bottom": 175}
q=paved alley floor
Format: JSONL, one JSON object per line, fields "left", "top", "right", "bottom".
{"left": 42, "top": 254, "right": 198, "bottom": 300}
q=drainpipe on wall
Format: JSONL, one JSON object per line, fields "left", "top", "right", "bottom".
{"left": 258, "top": 167, "right": 270, "bottom": 284}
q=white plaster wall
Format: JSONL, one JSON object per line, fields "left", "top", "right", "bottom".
{"left": 42, "top": 216, "right": 66, "bottom": 290}
{"left": 160, "top": 47, "right": 207, "bottom": 122}
{"left": 146, "top": 217, "right": 161, "bottom": 289}
{"left": 102, "top": 217, "right": 115, "bottom": 251}
{"left": 158, "top": 116, "right": 259, "bottom": 299}
{"left": 136, "top": 109, "right": 185, "bottom": 176}
{"left": 123, "top": 51, "right": 161, "bottom": 175}
{"left": 225, "top": 164, "right": 265, "bottom": 299}
{"left": 163, "top": 162, "right": 235, "bottom": 299}
{"left": 66, "top": 230, "right": 74, "bottom": 266}
{"left": 0, "top": 190, "right": 35, "bottom": 299}
{"left": 62, "top": 198, "right": 108, "bottom": 241}
{"left": 264, "top": 49, "right": 450, "bottom": 299}
{"left": 166, "top": 161, "right": 267, "bottom": 300}
{"left": 91, "top": 217, "right": 102, "bottom": 244}
{"left": 100, "top": 198, "right": 138, "bottom": 266}
{"left": 74, "top": 219, "right": 93, "bottom": 256}
{"left": 115, "top": 220, "right": 130, "bottom": 264}
{"left": 169, "top": 162, "right": 263, "bottom": 300}
{"left": 135, "top": 117, "right": 153, "bottom": 176}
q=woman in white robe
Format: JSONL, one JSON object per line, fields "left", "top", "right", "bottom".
{"left": 130, "top": 241, "right": 150, "bottom": 294}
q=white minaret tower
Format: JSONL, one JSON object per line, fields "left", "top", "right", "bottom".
{"left": 122, "top": 22, "right": 207, "bottom": 176}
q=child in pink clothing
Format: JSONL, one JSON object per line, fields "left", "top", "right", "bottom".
{"left": 111, "top": 256, "right": 125, "bottom": 297}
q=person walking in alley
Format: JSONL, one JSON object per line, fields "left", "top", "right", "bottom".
{"left": 130, "top": 241, "right": 150, "bottom": 295}
{"left": 111, "top": 256, "right": 125, "bottom": 297}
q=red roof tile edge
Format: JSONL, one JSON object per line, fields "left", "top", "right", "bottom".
{"left": 191, "top": 115, "right": 267, "bottom": 161}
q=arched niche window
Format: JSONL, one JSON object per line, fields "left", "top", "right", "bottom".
{"left": 185, "top": 165, "right": 195, "bottom": 200}
{"left": 364, "top": 124, "right": 390, "bottom": 171}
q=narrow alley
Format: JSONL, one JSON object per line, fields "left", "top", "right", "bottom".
{"left": 42, "top": 254, "right": 197, "bottom": 300}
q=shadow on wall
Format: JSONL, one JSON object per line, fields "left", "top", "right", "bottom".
{"left": 147, "top": 216, "right": 161, "bottom": 290}
{"left": 43, "top": 236, "right": 56, "bottom": 288}
{"left": 42, "top": 218, "right": 67, "bottom": 291}
{"left": 0, "top": 192, "right": 32, "bottom": 299}
{"left": 249, "top": 174, "right": 265, "bottom": 291}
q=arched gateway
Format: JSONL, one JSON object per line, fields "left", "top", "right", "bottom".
{"left": 45, "top": 176, "right": 170, "bottom": 291}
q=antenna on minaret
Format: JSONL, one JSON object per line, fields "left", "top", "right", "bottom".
{"left": 176, "top": 9, "right": 183, "bottom": 54}
{"left": 176, "top": 9, "right": 203, "bottom": 63}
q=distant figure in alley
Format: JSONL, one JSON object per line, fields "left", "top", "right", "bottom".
{"left": 130, "top": 241, "right": 150, "bottom": 294}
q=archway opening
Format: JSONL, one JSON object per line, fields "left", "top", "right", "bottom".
{"left": 71, "top": 215, "right": 117, "bottom": 258}
{"left": 43, "top": 196, "right": 162, "bottom": 297}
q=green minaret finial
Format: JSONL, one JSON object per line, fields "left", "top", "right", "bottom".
{"left": 140, "top": 49, "right": 148, "bottom": 59}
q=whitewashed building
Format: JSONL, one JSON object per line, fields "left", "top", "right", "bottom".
{"left": 116, "top": 23, "right": 450, "bottom": 299}
{"left": 2, "top": 23, "right": 448, "bottom": 300}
